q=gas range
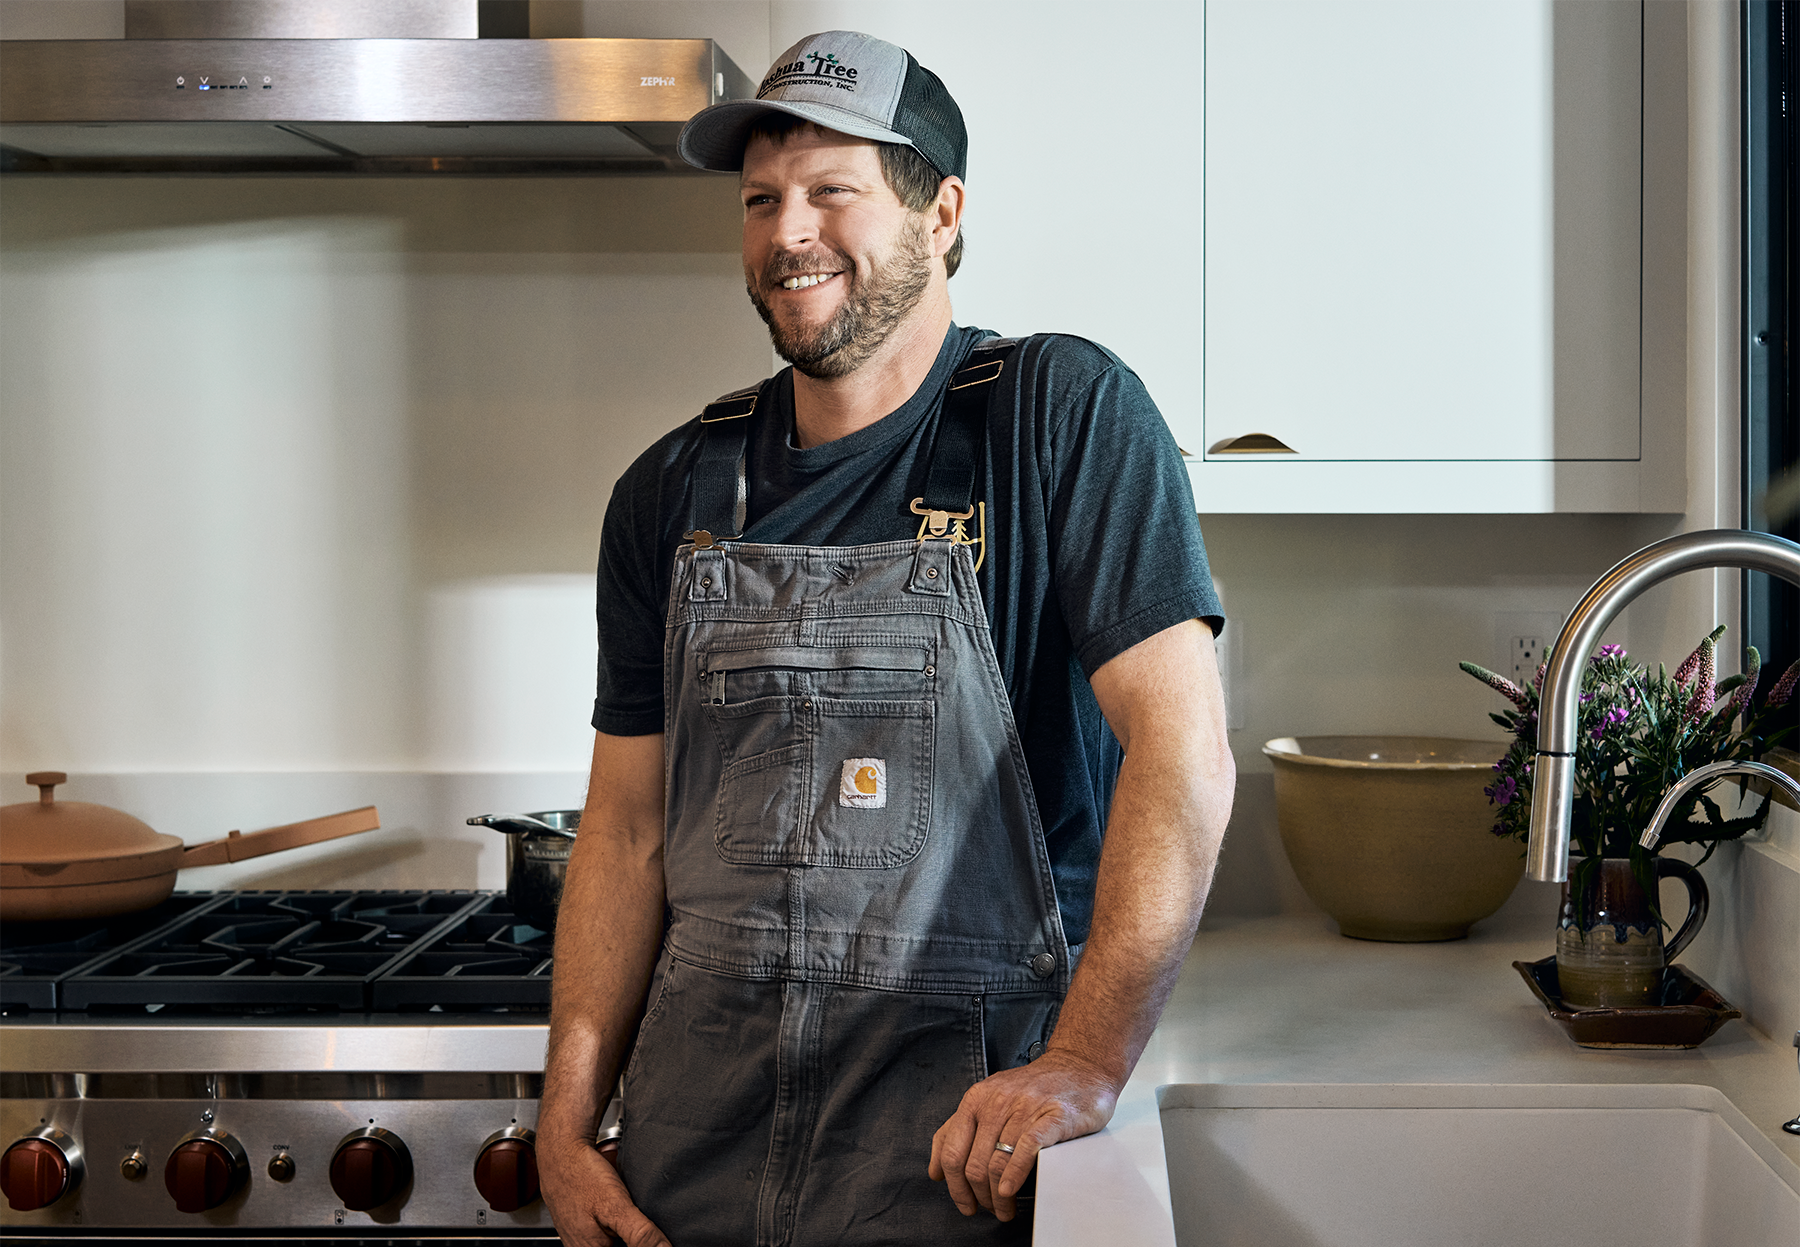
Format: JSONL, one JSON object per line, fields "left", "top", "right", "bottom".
{"left": 0, "top": 890, "right": 559, "bottom": 1241}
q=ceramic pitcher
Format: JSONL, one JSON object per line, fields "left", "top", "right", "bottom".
{"left": 1555, "top": 857, "right": 1708, "bottom": 1009}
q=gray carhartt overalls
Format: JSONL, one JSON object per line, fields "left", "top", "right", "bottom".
{"left": 618, "top": 346, "right": 1074, "bottom": 1247}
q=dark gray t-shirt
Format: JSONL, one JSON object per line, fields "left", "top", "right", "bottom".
{"left": 592, "top": 324, "right": 1222, "bottom": 944}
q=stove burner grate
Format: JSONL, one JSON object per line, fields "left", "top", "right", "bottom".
{"left": 374, "top": 895, "right": 554, "bottom": 1012}
{"left": 0, "top": 894, "right": 222, "bottom": 1012}
{"left": 55, "top": 890, "right": 486, "bottom": 1013}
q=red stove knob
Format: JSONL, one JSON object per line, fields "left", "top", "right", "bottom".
{"left": 473, "top": 1130, "right": 540, "bottom": 1212}
{"left": 163, "top": 1130, "right": 247, "bottom": 1213}
{"left": 329, "top": 1128, "right": 412, "bottom": 1211}
{"left": 2, "top": 1132, "right": 78, "bottom": 1212}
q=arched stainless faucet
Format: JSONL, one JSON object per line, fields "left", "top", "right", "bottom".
{"left": 1526, "top": 529, "right": 1800, "bottom": 883}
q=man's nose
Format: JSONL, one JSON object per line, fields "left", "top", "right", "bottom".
{"left": 770, "top": 195, "right": 820, "bottom": 250}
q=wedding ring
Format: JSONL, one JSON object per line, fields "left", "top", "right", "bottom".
{"left": 993, "top": 1142, "right": 1016, "bottom": 1154}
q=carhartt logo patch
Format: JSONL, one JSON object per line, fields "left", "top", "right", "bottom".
{"left": 839, "top": 759, "right": 886, "bottom": 809}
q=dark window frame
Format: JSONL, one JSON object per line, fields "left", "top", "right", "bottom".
{"left": 1743, "top": 0, "right": 1799, "bottom": 732}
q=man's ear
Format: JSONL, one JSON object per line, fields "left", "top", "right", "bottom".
{"left": 931, "top": 176, "right": 966, "bottom": 259}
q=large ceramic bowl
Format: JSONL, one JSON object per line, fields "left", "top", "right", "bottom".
{"left": 1264, "top": 736, "right": 1524, "bottom": 942}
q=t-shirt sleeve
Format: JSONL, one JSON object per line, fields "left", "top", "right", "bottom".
{"left": 1043, "top": 350, "right": 1224, "bottom": 677}
{"left": 591, "top": 450, "right": 677, "bottom": 737}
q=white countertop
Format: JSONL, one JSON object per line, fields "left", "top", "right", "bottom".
{"left": 1035, "top": 907, "right": 1800, "bottom": 1246}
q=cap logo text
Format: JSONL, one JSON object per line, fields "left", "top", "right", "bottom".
{"left": 759, "top": 49, "right": 860, "bottom": 96}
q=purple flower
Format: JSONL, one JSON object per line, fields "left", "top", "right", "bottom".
{"left": 1725, "top": 649, "right": 1761, "bottom": 722}
{"left": 1769, "top": 659, "right": 1800, "bottom": 708}
{"left": 1592, "top": 644, "right": 1627, "bottom": 663}
{"left": 1683, "top": 636, "right": 1717, "bottom": 726}
{"left": 1485, "top": 776, "right": 1518, "bottom": 807}
{"left": 1674, "top": 645, "right": 1703, "bottom": 688}
{"left": 1590, "top": 704, "right": 1629, "bottom": 741}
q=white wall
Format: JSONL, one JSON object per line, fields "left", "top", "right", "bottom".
{"left": 0, "top": 171, "right": 769, "bottom": 878}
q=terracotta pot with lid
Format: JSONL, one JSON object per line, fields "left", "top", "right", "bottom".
{"left": 0, "top": 772, "right": 380, "bottom": 921}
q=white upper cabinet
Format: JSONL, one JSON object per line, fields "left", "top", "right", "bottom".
{"left": 1185, "top": 0, "right": 1683, "bottom": 512}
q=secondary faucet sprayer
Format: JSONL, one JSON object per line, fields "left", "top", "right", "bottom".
{"left": 1526, "top": 529, "right": 1800, "bottom": 884}
{"left": 1637, "top": 759, "right": 1800, "bottom": 853}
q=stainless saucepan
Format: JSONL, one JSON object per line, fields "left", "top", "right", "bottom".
{"left": 467, "top": 810, "right": 578, "bottom": 931}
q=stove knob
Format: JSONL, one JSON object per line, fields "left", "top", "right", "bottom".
{"left": 2, "top": 1129, "right": 81, "bottom": 1212}
{"left": 163, "top": 1129, "right": 247, "bottom": 1214}
{"left": 329, "top": 1128, "right": 412, "bottom": 1211}
{"left": 473, "top": 1129, "right": 539, "bottom": 1212}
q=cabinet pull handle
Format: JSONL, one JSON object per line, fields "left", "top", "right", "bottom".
{"left": 1207, "top": 433, "right": 1297, "bottom": 455}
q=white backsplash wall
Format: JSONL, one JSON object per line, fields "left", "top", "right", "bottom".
{"left": 1197, "top": 511, "right": 1677, "bottom": 919}
{"left": 1, "top": 217, "right": 416, "bottom": 770}
{"left": 424, "top": 575, "right": 598, "bottom": 773}
{"left": 0, "top": 176, "right": 765, "bottom": 785}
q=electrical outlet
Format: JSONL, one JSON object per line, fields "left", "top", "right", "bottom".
{"left": 1494, "top": 612, "right": 1564, "bottom": 692}
{"left": 1511, "top": 634, "right": 1547, "bottom": 685}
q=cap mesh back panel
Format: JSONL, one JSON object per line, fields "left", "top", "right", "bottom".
{"left": 896, "top": 54, "right": 968, "bottom": 181}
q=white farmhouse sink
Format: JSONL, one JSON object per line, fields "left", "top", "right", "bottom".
{"left": 1157, "top": 1083, "right": 1800, "bottom": 1247}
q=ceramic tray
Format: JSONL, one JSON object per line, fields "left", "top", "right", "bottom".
{"left": 1512, "top": 956, "right": 1742, "bottom": 1049}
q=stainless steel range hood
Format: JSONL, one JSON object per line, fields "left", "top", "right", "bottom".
{"left": 0, "top": 1, "right": 751, "bottom": 173}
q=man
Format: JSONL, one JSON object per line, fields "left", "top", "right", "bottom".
{"left": 538, "top": 30, "right": 1233, "bottom": 1247}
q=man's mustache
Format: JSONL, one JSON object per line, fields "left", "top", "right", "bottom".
{"left": 756, "top": 250, "right": 852, "bottom": 286}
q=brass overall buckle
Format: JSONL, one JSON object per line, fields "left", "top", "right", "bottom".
{"left": 910, "top": 498, "right": 986, "bottom": 571}
{"left": 909, "top": 497, "right": 974, "bottom": 539}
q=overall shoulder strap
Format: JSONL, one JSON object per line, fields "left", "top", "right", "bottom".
{"left": 913, "top": 337, "right": 1021, "bottom": 535}
{"left": 686, "top": 381, "right": 764, "bottom": 544}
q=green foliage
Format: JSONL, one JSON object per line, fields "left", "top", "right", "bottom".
{"left": 1461, "top": 631, "right": 1794, "bottom": 866}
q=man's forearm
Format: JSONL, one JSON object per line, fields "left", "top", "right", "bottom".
{"left": 1041, "top": 717, "right": 1232, "bottom": 1087}
{"left": 1046, "top": 618, "right": 1235, "bottom": 1087}
{"left": 539, "top": 733, "right": 669, "bottom": 1151}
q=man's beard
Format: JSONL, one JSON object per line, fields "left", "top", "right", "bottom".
{"left": 747, "top": 217, "right": 934, "bottom": 380}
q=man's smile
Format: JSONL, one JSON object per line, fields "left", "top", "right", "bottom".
{"left": 778, "top": 271, "right": 842, "bottom": 291}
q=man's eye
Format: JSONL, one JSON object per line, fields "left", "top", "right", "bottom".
{"left": 745, "top": 194, "right": 775, "bottom": 208}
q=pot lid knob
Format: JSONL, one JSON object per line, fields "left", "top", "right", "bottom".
{"left": 24, "top": 773, "right": 65, "bottom": 805}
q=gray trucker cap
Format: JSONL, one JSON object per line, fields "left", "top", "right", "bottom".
{"left": 678, "top": 30, "right": 967, "bottom": 181}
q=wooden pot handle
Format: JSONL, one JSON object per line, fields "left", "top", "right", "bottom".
{"left": 181, "top": 806, "right": 380, "bottom": 868}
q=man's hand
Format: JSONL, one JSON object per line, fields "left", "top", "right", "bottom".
{"left": 537, "top": 1133, "right": 669, "bottom": 1247}
{"left": 538, "top": 731, "right": 670, "bottom": 1247}
{"left": 928, "top": 1049, "right": 1120, "bottom": 1222}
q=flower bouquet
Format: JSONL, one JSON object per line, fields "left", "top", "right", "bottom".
{"left": 1459, "top": 628, "right": 1797, "bottom": 921}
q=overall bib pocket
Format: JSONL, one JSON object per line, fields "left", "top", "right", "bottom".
{"left": 700, "top": 643, "right": 937, "bottom": 868}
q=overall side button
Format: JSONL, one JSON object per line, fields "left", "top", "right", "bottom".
{"left": 690, "top": 547, "right": 730, "bottom": 602}
{"left": 909, "top": 541, "right": 952, "bottom": 595}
